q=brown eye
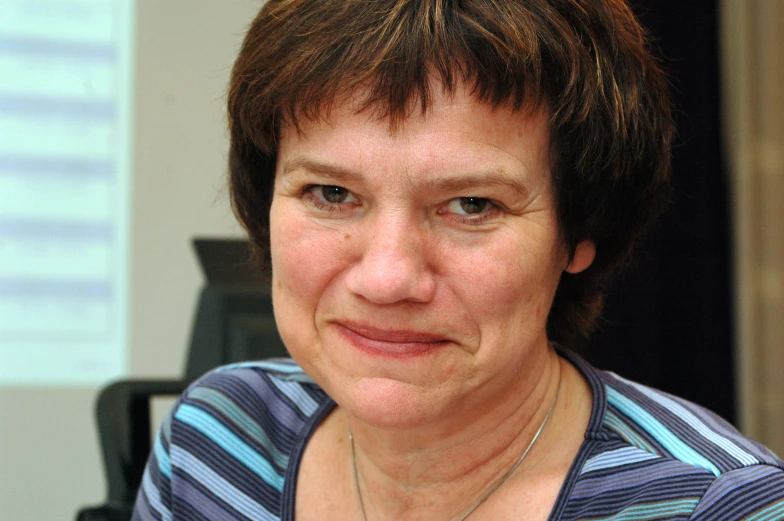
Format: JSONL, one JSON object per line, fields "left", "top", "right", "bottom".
{"left": 321, "top": 185, "right": 350, "bottom": 203}
{"left": 458, "top": 197, "right": 489, "bottom": 214}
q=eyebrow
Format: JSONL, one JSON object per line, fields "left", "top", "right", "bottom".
{"left": 423, "top": 170, "right": 530, "bottom": 199}
{"left": 281, "top": 158, "right": 363, "bottom": 183}
{"left": 282, "top": 157, "right": 531, "bottom": 199}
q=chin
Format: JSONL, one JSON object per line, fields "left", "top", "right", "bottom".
{"left": 331, "top": 374, "right": 447, "bottom": 431}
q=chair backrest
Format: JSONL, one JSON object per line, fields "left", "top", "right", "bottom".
{"left": 77, "top": 239, "right": 287, "bottom": 521}
{"left": 183, "top": 284, "right": 287, "bottom": 379}
{"left": 185, "top": 238, "right": 287, "bottom": 378}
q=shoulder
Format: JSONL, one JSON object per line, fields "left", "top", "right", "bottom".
{"left": 189, "top": 357, "right": 328, "bottom": 417}
{"left": 165, "top": 359, "right": 332, "bottom": 517}
{"left": 689, "top": 464, "right": 784, "bottom": 520}
{"left": 173, "top": 358, "right": 332, "bottom": 456}
{"left": 594, "top": 369, "right": 781, "bottom": 474}
{"left": 564, "top": 363, "right": 784, "bottom": 520}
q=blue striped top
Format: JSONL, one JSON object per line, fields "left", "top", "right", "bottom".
{"left": 132, "top": 352, "right": 784, "bottom": 520}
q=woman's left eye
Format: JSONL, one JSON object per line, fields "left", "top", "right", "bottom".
{"left": 445, "top": 197, "right": 493, "bottom": 215}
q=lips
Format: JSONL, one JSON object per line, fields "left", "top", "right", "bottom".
{"left": 334, "top": 321, "right": 451, "bottom": 357}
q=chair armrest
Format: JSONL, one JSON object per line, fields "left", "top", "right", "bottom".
{"left": 95, "top": 379, "right": 189, "bottom": 505}
{"left": 75, "top": 503, "right": 134, "bottom": 521}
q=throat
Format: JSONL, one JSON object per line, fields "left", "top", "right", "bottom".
{"left": 347, "top": 362, "right": 562, "bottom": 521}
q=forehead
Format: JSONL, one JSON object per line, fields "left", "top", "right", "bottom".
{"left": 277, "top": 83, "right": 552, "bottom": 184}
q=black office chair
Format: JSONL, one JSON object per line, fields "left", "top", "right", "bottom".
{"left": 76, "top": 239, "right": 288, "bottom": 521}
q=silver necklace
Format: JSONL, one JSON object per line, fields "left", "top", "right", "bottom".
{"left": 348, "top": 370, "right": 561, "bottom": 521}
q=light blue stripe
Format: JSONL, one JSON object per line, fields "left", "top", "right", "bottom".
{"left": 216, "top": 359, "right": 302, "bottom": 374}
{"left": 268, "top": 375, "right": 319, "bottom": 416}
{"left": 258, "top": 360, "right": 303, "bottom": 373}
{"left": 607, "top": 386, "right": 721, "bottom": 477}
{"left": 171, "top": 446, "right": 277, "bottom": 521}
{"left": 624, "top": 378, "right": 759, "bottom": 466}
{"left": 153, "top": 432, "right": 172, "bottom": 480}
{"left": 175, "top": 404, "right": 285, "bottom": 491}
{"left": 188, "top": 387, "right": 289, "bottom": 469}
{"left": 141, "top": 465, "right": 172, "bottom": 521}
{"left": 581, "top": 447, "right": 659, "bottom": 474}
{"left": 745, "top": 500, "right": 784, "bottom": 521}
{"left": 587, "top": 498, "right": 699, "bottom": 521}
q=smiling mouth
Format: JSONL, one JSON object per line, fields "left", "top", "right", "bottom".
{"left": 334, "top": 322, "right": 450, "bottom": 358}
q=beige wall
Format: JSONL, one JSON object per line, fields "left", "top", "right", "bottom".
{"left": 0, "top": 1, "right": 261, "bottom": 519}
{"left": 721, "top": 0, "right": 784, "bottom": 456}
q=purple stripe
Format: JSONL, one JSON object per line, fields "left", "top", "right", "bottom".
{"left": 176, "top": 477, "right": 243, "bottom": 521}
{"left": 691, "top": 465, "right": 782, "bottom": 515}
{"left": 228, "top": 368, "right": 308, "bottom": 433}
{"left": 0, "top": 36, "right": 116, "bottom": 61}
{"left": 0, "top": 155, "right": 114, "bottom": 178}
{"left": 572, "top": 459, "right": 710, "bottom": 499}
{"left": 132, "top": 490, "right": 158, "bottom": 521}
{"left": 693, "top": 475, "right": 784, "bottom": 520}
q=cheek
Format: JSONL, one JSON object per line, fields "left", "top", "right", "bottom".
{"left": 269, "top": 200, "right": 352, "bottom": 315}
{"left": 443, "top": 232, "right": 563, "bottom": 328}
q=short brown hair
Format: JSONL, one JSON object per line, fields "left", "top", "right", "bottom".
{"left": 228, "top": 0, "right": 673, "bottom": 349}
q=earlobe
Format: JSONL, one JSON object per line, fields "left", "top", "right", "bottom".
{"left": 565, "top": 240, "right": 596, "bottom": 274}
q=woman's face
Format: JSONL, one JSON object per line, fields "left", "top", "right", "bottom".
{"left": 270, "top": 85, "right": 592, "bottom": 429}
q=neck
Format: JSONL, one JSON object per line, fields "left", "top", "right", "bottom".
{"left": 344, "top": 348, "right": 564, "bottom": 519}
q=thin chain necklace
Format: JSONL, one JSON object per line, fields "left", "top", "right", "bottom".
{"left": 348, "top": 367, "right": 561, "bottom": 521}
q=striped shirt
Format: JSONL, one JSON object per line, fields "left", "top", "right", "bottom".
{"left": 132, "top": 351, "right": 784, "bottom": 520}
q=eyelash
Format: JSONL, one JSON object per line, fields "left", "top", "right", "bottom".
{"left": 446, "top": 203, "right": 501, "bottom": 227}
{"left": 301, "top": 185, "right": 501, "bottom": 226}
{"left": 452, "top": 209, "right": 496, "bottom": 227}
{"left": 302, "top": 185, "right": 358, "bottom": 213}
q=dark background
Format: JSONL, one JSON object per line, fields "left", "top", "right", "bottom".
{"left": 585, "top": 0, "right": 736, "bottom": 424}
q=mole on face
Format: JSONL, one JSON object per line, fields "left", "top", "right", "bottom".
{"left": 344, "top": 234, "right": 352, "bottom": 240}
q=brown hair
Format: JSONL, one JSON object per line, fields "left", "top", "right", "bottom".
{"left": 228, "top": 0, "right": 674, "bottom": 349}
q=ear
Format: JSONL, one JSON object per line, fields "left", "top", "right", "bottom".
{"left": 565, "top": 240, "right": 596, "bottom": 274}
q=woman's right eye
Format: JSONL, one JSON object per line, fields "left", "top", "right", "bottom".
{"left": 316, "top": 185, "right": 351, "bottom": 203}
{"left": 304, "top": 185, "right": 360, "bottom": 208}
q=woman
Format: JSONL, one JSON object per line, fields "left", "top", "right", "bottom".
{"left": 133, "top": 1, "right": 784, "bottom": 520}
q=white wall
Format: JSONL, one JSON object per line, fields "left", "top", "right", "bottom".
{"left": 0, "top": 1, "right": 263, "bottom": 519}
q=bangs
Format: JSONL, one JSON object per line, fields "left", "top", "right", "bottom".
{"left": 227, "top": 0, "right": 601, "bottom": 150}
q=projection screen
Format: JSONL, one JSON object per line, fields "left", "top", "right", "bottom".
{"left": 0, "top": 0, "right": 133, "bottom": 385}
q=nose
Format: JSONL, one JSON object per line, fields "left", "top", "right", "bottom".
{"left": 345, "top": 213, "right": 436, "bottom": 305}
